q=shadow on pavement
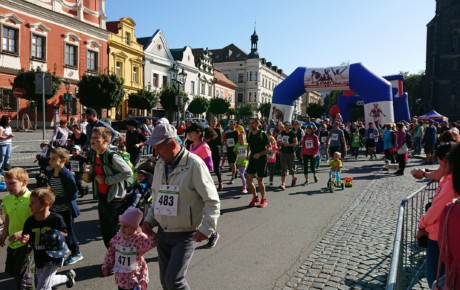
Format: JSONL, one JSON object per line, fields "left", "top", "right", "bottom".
{"left": 220, "top": 205, "right": 251, "bottom": 215}
{"left": 0, "top": 272, "right": 14, "bottom": 290}
{"left": 74, "top": 219, "right": 103, "bottom": 245}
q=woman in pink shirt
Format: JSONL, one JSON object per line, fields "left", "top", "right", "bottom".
{"left": 301, "top": 126, "right": 319, "bottom": 185}
{"left": 186, "top": 123, "right": 213, "bottom": 172}
{"left": 417, "top": 142, "right": 457, "bottom": 287}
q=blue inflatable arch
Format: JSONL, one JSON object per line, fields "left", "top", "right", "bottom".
{"left": 270, "top": 63, "right": 394, "bottom": 128}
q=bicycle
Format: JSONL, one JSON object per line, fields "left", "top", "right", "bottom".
{"left": 327, "top": 169, "right": 344, "bottom": 192}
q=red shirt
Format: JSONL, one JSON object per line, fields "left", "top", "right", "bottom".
{"left": 177, "top": 124, "right": 186, "bottom": 136}
{"left": 94, "top": 156, "right": 109, "bottom": 195}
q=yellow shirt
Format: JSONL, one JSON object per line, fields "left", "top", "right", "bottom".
{"left": 2, "top": 189, "right": 32, "bottom": 249}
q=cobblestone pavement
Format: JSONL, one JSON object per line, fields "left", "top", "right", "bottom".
{"left": 283, "top": 159, "right": 432, "bottom": 290}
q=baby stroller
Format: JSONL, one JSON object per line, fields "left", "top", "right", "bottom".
{"left": 123, "top": 169, "right": 154, "bottom": 217}
{"left": 35, "top": 142, "right": 53, "bottom": 187}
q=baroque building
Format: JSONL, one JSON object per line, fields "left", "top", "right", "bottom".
{"left": 209, "top": 30, "right": 288, "bottom": 116}
{"left": 0, "top": 0, "right": 108, "bottom": 127}
{"left": 106, "top": 17, "right": 144, "bottom": 119}
{"left": 424, "top": 0, "right": 460, "bottom": 120}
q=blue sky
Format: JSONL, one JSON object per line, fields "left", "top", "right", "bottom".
{"left": 106, "top": 0, "right": 434, "bottom": 77}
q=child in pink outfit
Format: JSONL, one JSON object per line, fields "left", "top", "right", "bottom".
{"left": 267, "top": 135, "right": 278, "bottom": 186}
{"left": 102, "top": 208, "right": 156, "bottom": 290}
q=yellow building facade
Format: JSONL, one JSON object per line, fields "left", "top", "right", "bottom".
{"left": 107, "top": 17, "right": 144, "bottom": 119}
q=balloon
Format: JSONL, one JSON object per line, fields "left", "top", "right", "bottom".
{"left": 329, "top": 104, "right": 340, "bottom": 118}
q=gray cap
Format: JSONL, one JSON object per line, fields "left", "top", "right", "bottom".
{"left": 145, "top": 123, "right": 177, "bottom": 146}
{"left": 283, "top": 121, "right": 292, "bottom": 126}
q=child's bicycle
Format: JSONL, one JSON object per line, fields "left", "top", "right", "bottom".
{"left": 327, "top": 169, "right": 344, "bottom": 192}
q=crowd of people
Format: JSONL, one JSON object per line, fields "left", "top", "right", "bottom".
{"left": 1, "top": 108, "right": 460, "bottom": 289}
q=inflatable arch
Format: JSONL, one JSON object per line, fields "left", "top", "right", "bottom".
{"left": 338, "top": 74, "right": 411, "bottom": 123}
{"left": 271, "top": 63, "right": 395, "bottom": 128}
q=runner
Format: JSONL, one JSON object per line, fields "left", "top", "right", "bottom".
{"left": 246, "top": 118, "right": 270, "bottom": 208}
{"left": 279, "top": 121, "right": 298, "bottom": 190}
{"left": 223, "top": 120, "right": 239, "bottom": 184}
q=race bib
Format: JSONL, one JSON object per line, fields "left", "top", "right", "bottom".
{"left": 369, "top": 133, "right": 374, "bottom": 139}
{"left": 277, "top": 135, "right": 283, "bottom": 142}
{"left": 305, "top": 140, "right": 313, "bottom": 149}
{"left": 321, "top": 136, "right": 327, "bottom": 143}
{"left": 154, "top": 185, "right": 179, "bottom": 216}
{"left": 374, "top": 137, "right": 379, "bottom": 142}
{"left": 353, "top": 136, "right": 360, "bottom": 143}
{"left": 331, "top": 134, "right": 338, "bottom": 141}
{"left": 282, "top": 136, "right": 290, "bottom": 144}
{"left": 70, "top": 161, "right": 80, "bottom": 172}
{"left": 222, "top": 146, "right": 227, "bottom": 153}
{"left": 114, "top": 245, "right": 137, "bottom": 273}
{"left": 331, "top": 171, "right": 336, "bottom": 179}
{"left": 238, "top": 147, "right": 247, "bottom": 158}
{"left": 227, "top": 139, "right": 235, "bottom": 147}
{"left": 267, "top": 151, "right": 275, "bottom": 159}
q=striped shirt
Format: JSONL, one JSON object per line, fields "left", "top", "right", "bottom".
{"left": 50, "top": 176, "right": 70, "bottom": 212}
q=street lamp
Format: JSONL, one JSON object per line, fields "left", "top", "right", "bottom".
{"left": 171, "top": 67, "right": 187, "bottom": 126}
{"left": 63, "top": 80, "right": 72, "bottom": 121}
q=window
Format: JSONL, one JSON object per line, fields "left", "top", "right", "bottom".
{"left": 238, "top": 73, "right": 244, "bottom": 83}
{"left": 0, "top": 88, "right": 17, "bottom": 111}
{"left": 248, "top": 92, "right": 252, "bottom": 102}
{"left": 125, "top": 32, "right": 131, "bottom": 45}
{"left": 228, "top": 92, "right": 233, "bottom": 104}
{"left": 237, "top": 93, "right": 243, "bottom": 103}
{"left": 215, "top": 89, "right": 220, "bottom": 98}
{"left": 249, "top": 72, "right": 253, "bottom": 81}
{"left": 162, "top": 76, "right": 168, "bottom": 88}
{"left": 86, "top": 50, "right": 98, "bottom": 71}
{"left": 116, "top": 61, "right": 123, "bottom": 78}
{"left": 254, "top": 92, "right": 257, "bottom": 102}
{"left": 190, "top": 81, "right": 195, "bottom": 94}
{"left": 208, "top": 85, "right": 212, "bottom": 96}
{"left": 65, "top": 44, "right": 78, "bottom": 67}
{"left": 201, "top": 83, "right": 206, "bottom": 94}
{"left": 31, "top": 34, "right": 45, "bottom": 60}
{"left": 152, "top": 73, "right": 159, "bottom": 87}
{"left": 2, "top": 26, "right": 18, "bottom": 54}
{"left": 63, "top": 97, "right": 78, "bottom": 115}
{"left": 132, "top": 67, "right": 139, "bottom": 83}
{"left": 254, "top": 72, "right": 258, "bottom": 81}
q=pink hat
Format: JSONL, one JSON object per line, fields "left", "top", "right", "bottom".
{"left": 119, "top": 208, "right": 143, "bottom": 229}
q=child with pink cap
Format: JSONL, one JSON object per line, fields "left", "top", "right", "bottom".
{"left": 102, "top": 208, "right": 156, "bottom": 290}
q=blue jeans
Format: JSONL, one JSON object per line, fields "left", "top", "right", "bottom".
{"left": 0, "top": 143, "right": 11, "bottom": 169}
{"left": 426, "top": 239, "right": 444, "bottom": 288}
{"left": 156, "top": 227, "right": 196, "bottom": 290}
{"left": 413, "top": 136, "right": 422, "bottom": 155}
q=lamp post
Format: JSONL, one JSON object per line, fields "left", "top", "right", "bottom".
{"left": 63, "top": 80, "right": 72, "bottom": 121}
{"left": 171, "top": 66, "right": 187, "bottom": 126}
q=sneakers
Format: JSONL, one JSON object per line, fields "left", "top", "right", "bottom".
{"left": 269, "top": 182, "right": 273, "bottom": 186}
{"left": 258, "top": 199, "right": 267, "bottom": 208}
{"left": 65, "top": 269, "right": 76, "bottom": 288}
{"left": 205, "top": 232, "right": 220, "bottom": 248}
{"left": 314, "top": 176, "right": 318, "bottom": 183}
{"left": 248, "top": 197, "right": 259, "bottom": 207}
{"left": 64, "top": 253, "right": 84, "bottom": 266}
{"left": 228, "top": 179, "right": 234, "bottom": 185}
{"left": 242, "top": 188, "right": 248, "bottom": 194}
{"left": 291, "top": 177, "right": 297, "bottom": 187}
{"left": 302, "top": 180, "right": 309, "bottom": 186}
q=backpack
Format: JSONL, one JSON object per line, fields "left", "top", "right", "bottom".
{"left": 90, "top": 150, "right": 135, "bottom": 187}
{"left": 405, "top": 131, "right": 413, "bottom": 148}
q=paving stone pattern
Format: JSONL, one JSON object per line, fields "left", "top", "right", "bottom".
{"left": 284, "top": 168, "right": 431, "bottom": 290}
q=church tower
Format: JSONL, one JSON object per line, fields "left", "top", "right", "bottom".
{"left": 248, "top": 29, "right": 259, "bottom": 59}
{"left": 424, "top": 0, "right": 460, "bottom": 120}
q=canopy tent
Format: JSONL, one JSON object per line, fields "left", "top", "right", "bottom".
{"left": 417, "top": 110, "right": 448, "bottom": 121}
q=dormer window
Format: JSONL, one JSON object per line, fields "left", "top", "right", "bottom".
{"left": 125, "top": 32, "right": 131, "bottom": 45}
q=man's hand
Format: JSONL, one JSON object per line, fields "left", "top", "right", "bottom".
{"left": 193, "top": 231, "right": 207, "bottom": 243}
{"left": 19, "top": 234, "right": 30, "bottom": 244}
{"left": 253, "top": 153, "right": 260, "bottom": 159}
{"left": 142, "top": 221, "right": 154, "bottom": 236}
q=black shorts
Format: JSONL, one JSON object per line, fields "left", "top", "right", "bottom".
{"left": 246, "top": 156, "right": 267, "bottom": 178}
{"left": 329, "top": 146, "right": 341, "bottom": 158}
{"left": 424, "top": 143, "right": 435, "bottom": 154}
{"left": 227, "top": 148, "right": 237, "bottom": 164}
{"left": 366, "top": 140, "right": 376, "bottom": 148}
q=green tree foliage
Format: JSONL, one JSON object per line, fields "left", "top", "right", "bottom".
{"left": 209, "top": 97, "right": 230, "bottom": 115}
{"left": 323, "top": 90, "right": 341, "bottom": 110}
{"left": 236, "top": 103, "right": 254, "bottom": 119}
{"left": 158, "top": 87, "right": 188, "bottom": 112}
{"left": 399, "top": 71, "right": 425, "bottom": 116}
{"left": 187, "top": 96, "right": 210, "bottom": 115}
{"left": 258, "top": 102, "right": 271, "bottom": 119}
{"left": 13, "top": 68, "right": 61, "bottom": 102}
{"left": 128, "top": 89, "right": 159, "bottom": 110}
{"left": 226, "top": 108, "right": 236, "bottom": 118}
{"left": 306, "top": 103, "right": 325, "bottom": 118}
{"left": 77, "top": 73, "right": 124, "bottom": 110}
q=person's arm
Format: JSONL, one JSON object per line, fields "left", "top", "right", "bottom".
{"left": 313, "top": 135, "right": 320, "bottom": 156}
{"left": 61, "top": 168, "right": 79, "bottom": 202}
{"left": 102, "top": 236, "right": 117, "bottom": 275}
{"left": 0, "top": 128, "right": 12, "bottom": 140}
{"left": 0, "top": 214, "right": 9, "bottom": 246}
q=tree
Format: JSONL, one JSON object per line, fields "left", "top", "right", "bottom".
{"left": 323, "top": 90, "right": 341, "bottom": 110}
{"left": 306, "top": 103, "right": 325, "bottom": 118}
{"left": 236, "top": 103, "right": 254, "bottom": 119}
{"left": 209, "top": 97, "right": 230, "bottom": 116}
{"left": 13, "top": 68, "right": 61, "bottom": 129}
{"left": 77, "top": 73, "right": 124, "bottom": 113}
{"left": 187, "top": 96, "right": 210, "bottom": 115}
{"left": 400, "top": 71, "right": 425, "bottom": 117}
{"left": 13, "top": 68, "right": 61, "bottom": 102}
{"left": 258, "top": 103, "right": 271, "bottom": 119}
{"left": 158, "top": 87, "right": 189, "bottom": 121}
{"left": 128, "top": 89, "right": 159, "bottom": 111}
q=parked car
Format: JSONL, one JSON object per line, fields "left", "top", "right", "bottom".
{"left": 185, "top": 118, "right": 208, "bottom": 128}
{"left": 111, "top": 116, "right": 156, "bottom": 132}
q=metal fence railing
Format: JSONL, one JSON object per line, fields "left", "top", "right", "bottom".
{"left": 386, "top": 181, "right": 438, "bottom": 290}
{"left": 10, "top": 140, "right": 51, "bottom": 170}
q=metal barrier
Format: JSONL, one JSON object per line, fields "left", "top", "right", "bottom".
{"left": 387, "top": 181, "right": 438, "bottom": 290}
{"left": 10, "top": 140, "right": 51, "bottom": 169}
